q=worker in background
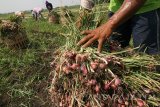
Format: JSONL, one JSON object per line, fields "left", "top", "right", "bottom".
{"left": 78, "top": 0, "right": 160, "bottom": 55}
{"left": 45, "top": 1, "right": 53, "bottom": 12}
{"left": 31, "top": 7, "right": 43, "bottom": 21}
{"left": 15, "top": 11, "right": 25, "bottom": 19}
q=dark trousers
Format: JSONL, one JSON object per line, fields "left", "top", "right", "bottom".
{"left": 108, "top": 8, "right": 160, "bottom": 54}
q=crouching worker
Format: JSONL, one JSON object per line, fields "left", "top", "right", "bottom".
{"left": 31, "top": 7, "right": 43, "bottom": 21}
{"left": 78, "top": 0, "right": 160, "bottom": 55}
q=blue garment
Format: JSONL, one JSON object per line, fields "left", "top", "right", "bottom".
{"left": 108, "top": 8, "right": 160, "bottom": 54}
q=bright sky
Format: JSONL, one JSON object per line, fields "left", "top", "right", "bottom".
{"left": 0, "top": 0, "right": 80, "bottom": 13}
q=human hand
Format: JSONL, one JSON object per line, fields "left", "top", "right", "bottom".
{"left": 77, "top": 23, "right": 113, "bottom": 52}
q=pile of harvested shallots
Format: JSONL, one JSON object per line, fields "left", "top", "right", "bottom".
{"left": 49, "top": 48, "right": 160, "bottom": 107}
{"left": 49, "top": 6, "right": 160, "bottom": 107}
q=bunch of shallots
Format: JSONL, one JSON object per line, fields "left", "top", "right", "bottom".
{"left": 49, "top": 50, "right": 148, "bottom": 107}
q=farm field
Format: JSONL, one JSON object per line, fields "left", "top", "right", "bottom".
{"left": 0, "top": 5, "right": 82, "bottom": 107}
{"left": 0, "top": 4, "right": 109, "bottom": 106}
{"left": 0, "top": 3, "right": 160, "bottom": 107}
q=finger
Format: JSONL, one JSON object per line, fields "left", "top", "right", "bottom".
{"left": 81, "top": 30, "right": 92, "bottom": 35}
{"left": 82, "top": 37, "right": 96, "bottom": 48}
{"left": 77, "top": 34, "right": 93, "bottom": 46}
{"left": 98, "top": 39, "right": 104, "bottom": 53}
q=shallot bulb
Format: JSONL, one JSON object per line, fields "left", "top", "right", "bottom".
{"left": 71, "top": 63, "right": 80, "bottom": 70}
{"left": 111, "top": 84, "right": 117, "bottom": 90}
{"left": 109, "top": 77, "right": 122, "bottom": 90}
{"left": 90, "top": 61, "right": 98, "bottom": 70}
{"left": 88, "top": 79, "right": 97, "bottom": 86}
{"left": 118, "top": 98, "right": 125, "bottom": 104}
{"left": 95, "top": 84, "right": 100, "bottom": 93}
{"left": 136, "top": 98, "right": 145, "bottom": 107}
{"left": 99, "top": 63, "right": 107, "bottom": 70}
{"left": 62, "top": 66, "right": 71, "bottom": 74}
{"left": 114, "top": 78, "right": 121, "bottom": 86}
{"left": 104, "top": 81, "right": 110, "bottom": 90}
{"left": 81, "top": 64, "right": 88, "bottom": 76}
{"left": 64, "top": 51, "right": 76, "bottom": 59}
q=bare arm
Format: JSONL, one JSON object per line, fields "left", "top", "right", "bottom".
{"left": 107, "top": 0, "right": 146, "bottom": 30}
{"left": 77, "top": 0, "right": 147, "bottom": 52}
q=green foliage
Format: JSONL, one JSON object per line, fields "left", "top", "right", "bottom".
{"left": 9, "top": 15, "right": 22, "bottom": 24}
{"left": 93, "top": 0, "right": 109, "bottom": 4}
{"left": 63, "top": 4, "right": 107, "bottom": 49}
{"left": 76, "top": 9, "right": 104, "bottom": 31}
{"left": 48, "top": 10, "right": 60, "bottom": 18}
{"left": 0, "top": 14, "right": 66, "bottom": 106}
{"left": 59, "top": 7, "right": 74, "bottom": 17}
